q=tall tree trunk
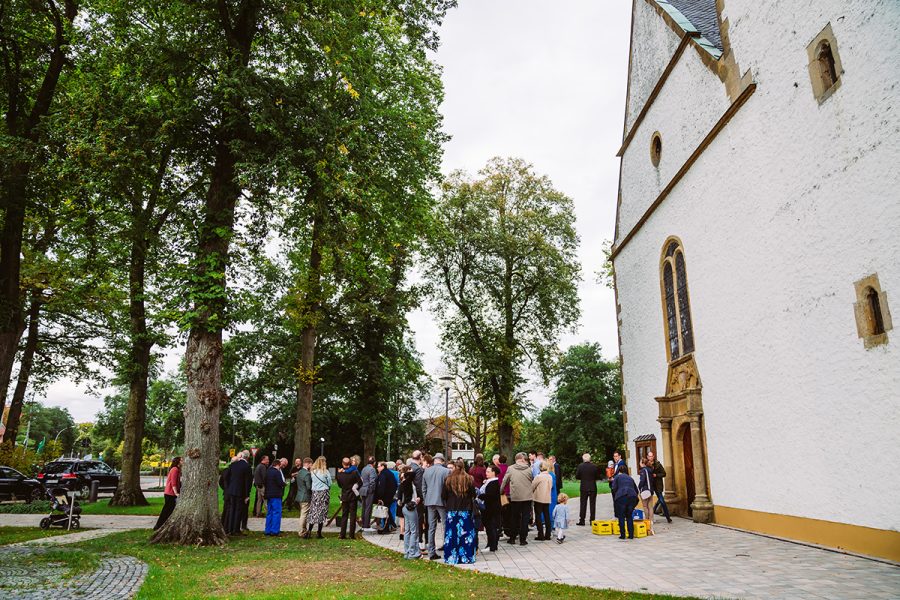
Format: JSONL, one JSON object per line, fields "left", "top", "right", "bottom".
{"left": 362, "top": 429, "right": 376, "bottom": 462}
{"left": 4, "top": 292, "right": 41, "bottom": 443}
{"left": 498, "top": 420, "right": 515, "bottom": 460}
{"left": 292, "top": 215, "right": 321, "bottom": 461}
{"left": 0, "top": 165, "right": 28, "bottom": 431}
{"left": 151, "top": 0, "right": 258, "bottom": 546}
{"left": 151, "top": 140, "right": 240, "bottom": 546}
{"left": 1, "top": 0, "right": 77, "bottom": 428}
{"left": 110, "top": 235, "right": 150, "bottom": 506}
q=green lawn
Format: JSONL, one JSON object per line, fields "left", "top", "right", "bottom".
{"left": 44, "top": 529, "right": 693, "bottom": 599}
{"left": 1, "top": 484, "right": 343, "bottom": 516}
{"left": 561, "top": 479, "right": 611, "bottom": 499}
{"left": 0, "top": 525, "right": 82, "bottom": 545}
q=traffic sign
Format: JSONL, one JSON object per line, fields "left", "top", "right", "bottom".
{"left": 251, "top": 447, "right": 258, "bottom": 457}
{"left": 229, "top": 448, "right": 235, "bottom": 458}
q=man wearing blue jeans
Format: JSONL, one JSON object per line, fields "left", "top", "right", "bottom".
{"left": 264, "top": 458, "right": 287, "bottom": 535}
{"left": 647, "top": 451, "right": 673, "bottom": 523}
{"left": 422, "top": 453, "right": 449, "bottom": 560}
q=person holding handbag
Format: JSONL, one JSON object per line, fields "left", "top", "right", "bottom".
{"left": 398, "top": 469, "right": 421, "bottom": 559}
{"left": 638, "top": 457, "right": 655, "bottom": 535}
{"left": 441, "top": 462, "right": 477, "bottom": 564}
{"left": 374, "top": 461, "right": 398, "bottom": 533}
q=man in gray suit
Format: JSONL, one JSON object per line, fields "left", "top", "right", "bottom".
{"left": 359, "top": 456, "right": 378, "bottom": 531}
{"left": 422, "top": 452, "right": 449, "bottom": 560}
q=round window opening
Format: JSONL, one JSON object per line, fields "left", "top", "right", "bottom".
{"left": 650, "top": 132, "right": 662, "bottom": 167}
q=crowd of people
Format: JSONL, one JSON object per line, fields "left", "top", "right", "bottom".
{"left": 153, "top": 446, "right": 674, "bottom": 557}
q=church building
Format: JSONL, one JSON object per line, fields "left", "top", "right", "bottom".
{"left": 611, "top": 0, "right": 899, "bottom": 561}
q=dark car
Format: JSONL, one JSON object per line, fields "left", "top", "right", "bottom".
{"left": 0, "top": 466, "right": 43, "bottom": 502}
{"left": 37, "top": 459, "right": 119, "bottom": 499}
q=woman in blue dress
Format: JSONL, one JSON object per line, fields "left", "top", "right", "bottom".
{"left": 442, "top": 459, "right": 477, "bottom": 564}
{"left": 548, "top": 466, "right": 558, "bottom": 533}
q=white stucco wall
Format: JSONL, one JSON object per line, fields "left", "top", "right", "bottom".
{"left": 623, "top": 0, "right": 684, "bottom": 135}
{"left": 614, "top": 0, "right": 900, "bottom": 533}
{"left": 616, "top": 42, "right": 731, "bottom": 243}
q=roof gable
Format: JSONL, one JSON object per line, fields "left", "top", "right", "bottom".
{"left": 667, "top": 0, "right": 723, "bottom": 51}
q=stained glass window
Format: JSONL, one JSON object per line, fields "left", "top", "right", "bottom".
{"left": 676, "top": 251, "right": 694, "bottom": 354}
{"left": 664, "top": 262, "right": 679, "bottom": 359}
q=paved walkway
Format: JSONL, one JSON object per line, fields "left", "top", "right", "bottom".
{"left": 0, "top": 512, "right": 344, "bottom": 532}
{"left": 364, "top": 495, "right": 900, "bottom": 600}
{"left": 0, "top": 528, "right": 147, "bottom": 599}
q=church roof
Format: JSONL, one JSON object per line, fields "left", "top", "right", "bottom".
{"left": 655, "top": 0, "right": 723, "bottom": 58}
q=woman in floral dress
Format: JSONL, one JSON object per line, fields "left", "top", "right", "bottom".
{"left": 305, "top": 456, "right": 332, "bottom": 539}
{"left": 442, "top": 460, "right": 477, "bottom": 564}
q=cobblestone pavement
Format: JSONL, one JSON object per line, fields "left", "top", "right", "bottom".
{"left": 364, "top": 495, "right": 900, "bottom": 600}
{"left": 0, "top": 531, "right": 147, "bottom": 599}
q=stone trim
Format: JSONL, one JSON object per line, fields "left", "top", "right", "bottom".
{"left": 617, "top": 32, "right": 697, "bottom": 157}
{"left": 853, "top": 273, "right": 892, "bottom": 349}
{"left": 715, "top": 505, "right": 900, "bottom": 563}
{"left": 806, "top": 23, "right": 844, "bottom": 104}
{"left": 611, "top": 80, "right": 756, "bottom": 259}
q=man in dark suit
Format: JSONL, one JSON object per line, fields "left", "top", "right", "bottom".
{"left": 226, "top": 451, "right": 252, "bottom": 535}
{"left": 575, "top": 453, "right": 599, "bottom": 525}
{"left": 336, "top": 457, "right": 362, "bottom": 539}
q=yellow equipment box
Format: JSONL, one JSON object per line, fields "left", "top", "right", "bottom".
{"left": 591, "top": 520, "right": 613, "bottom": 535}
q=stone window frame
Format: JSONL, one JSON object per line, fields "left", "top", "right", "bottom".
{"left": 634, "top": 436, "right": 657, "bottom": 470}
{"left": 807, "top": 23, "right": 843, "bottom": 104}
{"left": 650, "top": 131, "right": 662, "bottom": 167}
{"left": 853, "top": 273, "right": 892, "bottom": 349}
{"left": 659, "top": 236, "right": 696, "bottom": 362}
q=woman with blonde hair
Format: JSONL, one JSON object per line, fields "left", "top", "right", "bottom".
{"left": 441, "top": 462, "right": 477, "bottom": 563}
{"left": 305, "top": 456, "right": 331, "bottom": 539}
{"left": 531, "top": 462, "right": 553, "bottom": 541}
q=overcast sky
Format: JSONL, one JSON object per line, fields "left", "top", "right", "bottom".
{"left": 43, "top": 1, "right": 632, "bottom": 422}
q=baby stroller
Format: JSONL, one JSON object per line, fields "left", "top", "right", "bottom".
{"left": 39, "top": 486, "right": 82, "bottom": 530}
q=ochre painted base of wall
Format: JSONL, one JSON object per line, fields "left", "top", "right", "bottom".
{"left": 715, "top": 505, "right": 900, "bottom": 563}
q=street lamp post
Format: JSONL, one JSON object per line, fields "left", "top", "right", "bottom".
{"left": 54, "top": 425, "right": 73, "bottom": 443}
{"left": 439, "top": 376, "right": 453, "bottom": 460}
{"left": 231, "top": 415, "right": 236, "bottom": 449}
{"left": 320, "top": 437, "right": 325, "bottom": 457}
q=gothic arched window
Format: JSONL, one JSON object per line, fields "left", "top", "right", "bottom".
{"left": 661, "top": 239, "right": 695, "bottom": 361}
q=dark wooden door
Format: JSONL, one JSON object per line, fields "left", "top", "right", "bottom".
{"left": 682, "top": 425, "right": 695, "bottom": 516}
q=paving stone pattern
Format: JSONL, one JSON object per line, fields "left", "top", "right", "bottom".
{"left": 0, "top": 529, "right": 147, "bottom": 599}
{"left": 364, "top": 495, "right": 900, "bottom": 600}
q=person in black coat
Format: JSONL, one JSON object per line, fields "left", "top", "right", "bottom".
{"left": 336, "top": 457, "right": 363, "bottom": 539}
{"left": 478, "top": 465, "right": 503, "bottom": 551}
{"left": 575, "top": 453, "right": 599, "bottom": 525}
{"left": 374, "top": 462, "right": 398, "bottom": 532}
{"left": 226, "top": 452, "right": 253, "bottom": 535}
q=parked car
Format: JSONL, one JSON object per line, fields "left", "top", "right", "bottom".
{"left": 0, "top": 465, "right": 43, "bottom": 502}
{"left": 37, "top": 458, "right": 120, "bottom": 499}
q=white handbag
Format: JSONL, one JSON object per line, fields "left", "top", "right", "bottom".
{"left": 372, "top": 504, "right": 390, "bottom": 519}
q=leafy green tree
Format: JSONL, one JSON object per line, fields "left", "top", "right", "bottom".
{"left": 0, "top": 0, "right": 80, "bottom": 427}
{"left": 540, "top": 342, "right": 623, "bottom": 473}
{"left": 15, "top": 402, "right": 75, "bottom": 451}
{"left": 425, "top": 158, "right": 582, "bottom": 457}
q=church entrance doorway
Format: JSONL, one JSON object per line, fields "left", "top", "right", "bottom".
{"left": 681, "top": 424, "right": 695, "bottom": 516}
{"left": 655, "top": 354, "right": 714, "bottom": 522}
